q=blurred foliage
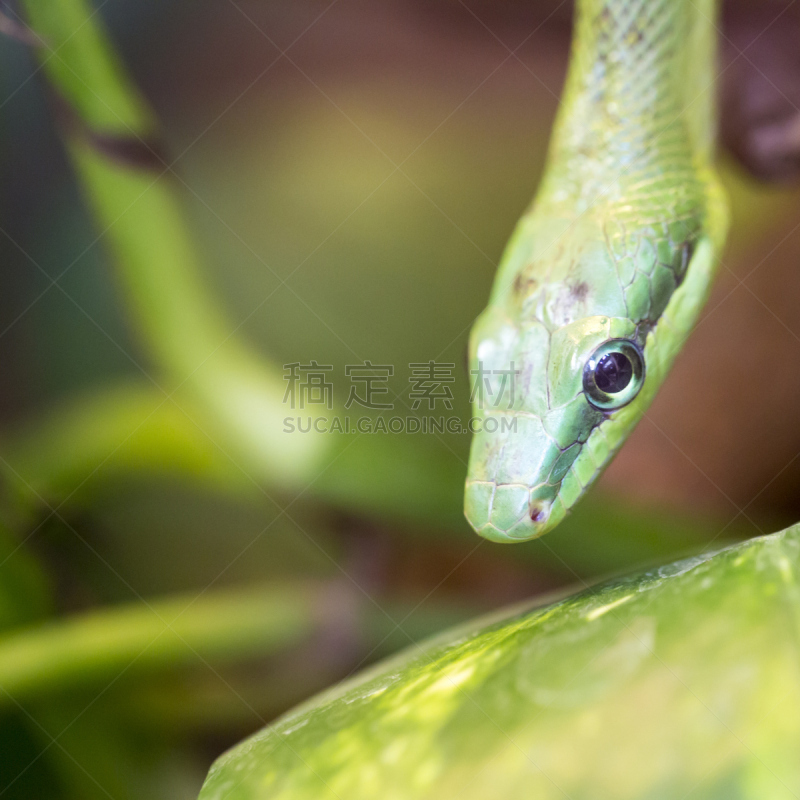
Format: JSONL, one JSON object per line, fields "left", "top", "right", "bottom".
{"left": 0, "top": 1, "right": 798, "bottom": 799}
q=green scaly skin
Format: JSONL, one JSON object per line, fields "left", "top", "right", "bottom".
{"left": 464, "top": 0, "right": 728, "bottom": 542}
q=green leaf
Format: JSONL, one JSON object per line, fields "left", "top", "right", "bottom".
{"left": 200, "top": 524, "right": 800, "bottom": 800}
{"left": 0, "top": 583, "right": 320, "bottom": 705}
{"left": 0, "top": 524, "right": 50, "bottom": 634}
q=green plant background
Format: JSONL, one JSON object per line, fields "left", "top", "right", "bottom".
{"left": 1, "top": 2, "right": 800, "bottom": 798}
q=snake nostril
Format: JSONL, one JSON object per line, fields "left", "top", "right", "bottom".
{"left": 530, "top": 506, "right": 547, "bottom": 524}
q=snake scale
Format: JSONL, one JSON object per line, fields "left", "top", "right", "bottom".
{"left": 464, "top": 0, "right": 728, "bottom": 542}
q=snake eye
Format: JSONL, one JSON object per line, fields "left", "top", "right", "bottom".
{"left": 583, "top": 339, "right": 645, "bottom": 410}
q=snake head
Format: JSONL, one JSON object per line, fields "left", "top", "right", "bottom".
{"left": 464, "top": 223, "right": 719, "bottom": 543}
{"left": 464, "top": 311, "right": 640, "bottom": 541}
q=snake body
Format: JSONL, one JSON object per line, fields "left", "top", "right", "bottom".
{"left": 464, "top": 0, "right": 728, "bottom": 542}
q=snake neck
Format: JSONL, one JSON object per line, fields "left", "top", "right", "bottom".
{"left": 536, "top": 0, "right": 720, "bottom": 226}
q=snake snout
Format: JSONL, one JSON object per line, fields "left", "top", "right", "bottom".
{"left": 464, "top": 481, "right": 554, "bottom": 543}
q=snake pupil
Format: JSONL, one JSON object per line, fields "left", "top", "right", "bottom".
{"left": 594, "top": 352, "right": 633, "bottom": 394}
{"left": 583, "top": 340, "right": 644, "bottom": 410}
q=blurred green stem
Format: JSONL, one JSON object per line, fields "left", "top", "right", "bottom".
{"left": 0, "top": 583, "right": 324, "bottom": 705}
{"left": 2, "top": 381, "right": 248, "bottom": 508}
{"left": 21, "top": 0, "right": 328, "bottom": 489}
{"left": 2, "top": 378, "right": 465, "bottom": 529}
{"left": 18, "top": 0, "right": 469, "bottom": 526}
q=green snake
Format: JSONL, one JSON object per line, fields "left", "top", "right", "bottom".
{"left": 464, "top": 0, "right": 728, "bottom": 542}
